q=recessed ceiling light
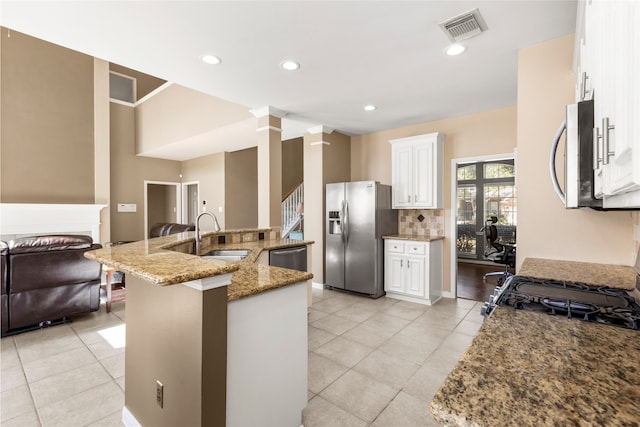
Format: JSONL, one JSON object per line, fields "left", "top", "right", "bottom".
{"left": 364, "top": 105, "right": 377, "bottom": 111}
{"left": 280, "top": 60, "right": 300, "bottom": 71}
{"left": 445, "top": 44, "right": 466, "bottom": 56}
{"left": 200, "top": 54, "right": 222, "bottom": 65}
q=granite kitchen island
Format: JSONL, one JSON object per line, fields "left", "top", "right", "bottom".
{"left": 86, "top": 228, "right": 313, "bottom": 427}
{"left": 430, "top": 258, "right": 640, "bottom": 426}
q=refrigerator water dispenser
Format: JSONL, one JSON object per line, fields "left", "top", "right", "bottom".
{"left": 328, "top": 211, "right": 341, "bottom": 234}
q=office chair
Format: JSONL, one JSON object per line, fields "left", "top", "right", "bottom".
{"left": 481, "top": 216, "right": 516, "bottom": 284}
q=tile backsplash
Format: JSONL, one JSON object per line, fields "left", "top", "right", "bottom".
{"left": 398, "top": 209, "right": 445, "bottom": 237}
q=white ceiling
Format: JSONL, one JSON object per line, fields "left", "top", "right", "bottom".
{"left": 1, "top": 1, "right": 577, "bottom": 160}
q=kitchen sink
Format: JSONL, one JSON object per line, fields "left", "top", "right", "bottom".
{"left": 201, "top": 249, "right": 251, "bottom": 261}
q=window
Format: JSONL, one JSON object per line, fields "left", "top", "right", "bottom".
{"left": 456, "top": 159, "right": 516, "bottom": 259}
{"left": 109, "top": 71, "right": 136, "bottom": 104}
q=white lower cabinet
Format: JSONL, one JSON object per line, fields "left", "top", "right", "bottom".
{"left": 384, "top": 238, "right": 442, "bottom": 305}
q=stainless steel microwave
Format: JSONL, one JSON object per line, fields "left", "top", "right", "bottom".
{"left": 550, "top": 99, "right": 603, "bottom": 209}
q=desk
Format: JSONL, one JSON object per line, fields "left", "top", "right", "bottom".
{"left": 103, "top": 266, "right": 125, "bottom": 313}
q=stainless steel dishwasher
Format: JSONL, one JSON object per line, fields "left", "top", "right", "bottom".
{"left": 269, "top": 246, "right": 307, "bottom": 272}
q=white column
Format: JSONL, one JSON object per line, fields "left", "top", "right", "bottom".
{"left": 251, "top": 106, "right": 286, "bottom": 228}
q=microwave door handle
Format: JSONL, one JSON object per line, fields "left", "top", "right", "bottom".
{"left": 549, "top": 120, "right": 566, "bottom": 204}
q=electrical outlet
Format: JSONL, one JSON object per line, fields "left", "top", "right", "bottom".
{"left": 156, "top": 380, "right": 163, "bottom": 408}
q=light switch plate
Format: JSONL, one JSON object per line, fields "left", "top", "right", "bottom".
{"left": 117, "top": 203, "right": 137, "bottom": 213}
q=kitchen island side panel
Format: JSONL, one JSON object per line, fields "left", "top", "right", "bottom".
{"left": 124, "top": 276, "right": 227, "bottom": 427}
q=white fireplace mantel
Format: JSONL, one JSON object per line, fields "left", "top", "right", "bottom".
{"left": 0, "top": 203, "right": 107, "bottom": 242}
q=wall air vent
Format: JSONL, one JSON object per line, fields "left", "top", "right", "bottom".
{"left": 439, "top": 8, "right": 487, "bottom": 42}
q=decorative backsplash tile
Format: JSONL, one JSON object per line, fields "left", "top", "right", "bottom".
{"left": 398, "top": 209, "right": 445, "bottom": 237}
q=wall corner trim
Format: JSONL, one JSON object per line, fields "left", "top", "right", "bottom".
{"left": 121, "top": 407, "right": 142, "bottom": 427}
{"left": 250, "top": 106, "right": 288, "bottom": 118}
{"left": 256, "top": 125, "right": 282, "bottom": 133}
{"left": 307, "top": 125, "right": 334, "bottom": 135}
{"left": 181, "top": 273, "right": 234, "bottom": 291}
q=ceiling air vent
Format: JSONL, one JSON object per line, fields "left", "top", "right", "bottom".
{"left": 439, "top": 8, "right": 487, "bottom": 42}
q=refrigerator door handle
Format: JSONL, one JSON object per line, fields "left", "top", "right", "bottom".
{"left": 344, "top": 200, "right": 349, "bottom": 243}
{"left": 340, "top": 200, "right": 346, "bottom": 243}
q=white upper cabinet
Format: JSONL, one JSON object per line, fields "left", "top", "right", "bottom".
{"left": 389, "top": 132, "right": 444, "bottom": 209}
{"left": 580, "top": 0, "right": 640, "bottom": 207}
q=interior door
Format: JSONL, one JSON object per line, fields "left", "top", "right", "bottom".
{"left": 183, "top": 183, "right": 199, "bottom": 225}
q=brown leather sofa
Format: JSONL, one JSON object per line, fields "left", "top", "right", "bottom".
{"left": 0, "top": 235, "right": 103, "bottom": 336}
{"left": 1, "top": 241, "right": 8, "bottom": 336}
{"left": 149, "top": 222, "right": 195, "bottom": 238}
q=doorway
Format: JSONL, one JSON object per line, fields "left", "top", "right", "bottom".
{"left": 182, "top": 182, "right": 199, "bottom": 226}
{"left": 449, "top": 153, "right": 516, "bottom": 301}
{"left": 144, "top": 181, "right": 181, "bottom": 237}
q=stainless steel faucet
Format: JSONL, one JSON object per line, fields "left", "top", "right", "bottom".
{"left": 195, "top": 211, "right": 221, "bottom": 255}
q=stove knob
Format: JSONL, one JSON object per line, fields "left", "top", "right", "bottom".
{"left": 481, "top": 302, "right": 490, "bottom": 317}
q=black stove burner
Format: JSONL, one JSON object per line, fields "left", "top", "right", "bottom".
{"left": 483, "top": 275, "right": 640, "bottom": 330}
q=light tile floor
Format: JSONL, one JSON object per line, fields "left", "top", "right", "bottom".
{"left": 303, "top": 288, "right": 483, "bottom": 427}
{"left": 1, "top": 289, "right": 483, "bottom": 426}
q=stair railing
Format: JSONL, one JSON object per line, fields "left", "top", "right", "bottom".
{"left": 282, "top": 183, "right": 303, "bottom": 238}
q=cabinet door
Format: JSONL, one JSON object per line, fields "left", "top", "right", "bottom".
{"left": 606, "top": 1, "right": 640, "bottom": 195}
{"left": 405, "top": 256, "right": 425, "bottom": 298}
{"left": 414, "top": 141, "right": 434, "bottom": 208}
{"left": 386, "top": 254, "right": 405, "bottom": 294}
{"left": 392, "top": 144, "right": 413, "bottom": 208}
{"left": 589, "top": 1, "right": 640, "bottom": 198}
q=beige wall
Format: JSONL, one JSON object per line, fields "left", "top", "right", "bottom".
{"left": 282, "top": 137, "right": 303, "bottom": 197}
{"left": 323, "top": 132, "right": 352, "bottom": 185}
{"left": 181, "top": 153, "right": 226, "bottom": 230}
{"left": 516, "top": 34, "right": 634, "bottom": 267}
{"left": 225, "top": 148, "right": 258, "bottom": 229}
{"left": 135, "top": 84, "right": 252, "bottom": 155}
{"left": 351, "top": 107, "right": 517, "bottom": 293}
{"left": 125, "top": 275, "right": 227, "bottom": 426}
{"left": 110, "top": 103, "right": 182, "bottom": 242}
{"left": 1, "top": 27, "right": 95, "bottom": 203}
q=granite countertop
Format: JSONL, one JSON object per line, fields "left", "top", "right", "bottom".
{"left": 430, "top": 307, "right": 640, "bottom": 426}
{"left": 85, "top": 230, "right": 313, "bottom": 299}
{"left": 430, "top": 257, "right": 640, "bottom": 426}
{"left": 518, "top": 257, "right": 637, "bottom": 290}
{"left": 382, "top": 234, "right": 445, "bottom": 242}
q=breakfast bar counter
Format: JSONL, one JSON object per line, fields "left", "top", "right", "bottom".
{"left": 85, "top": 229, "right": 313, "bottom": 292}
{"left": 85, "top": 228, "right": 313, "bottom": 427}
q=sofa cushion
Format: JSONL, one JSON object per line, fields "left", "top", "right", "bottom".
{"left": 9, "top": 244, "right": 102, "bottom": 292}
{"left": 149, "top": 223, "right": 195, "bottom": 238}
{"left": 9, "top": 281, "right": 100, "bottom": 329}
{"left": 9, "top": 235, "right": 93, "bottom": 254}
{"left": 1, "top": 241, "right": 7, "bottom": 296}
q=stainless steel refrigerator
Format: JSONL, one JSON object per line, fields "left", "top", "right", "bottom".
{"left": 325, "top": 181, "right": 398, "bottom": 298}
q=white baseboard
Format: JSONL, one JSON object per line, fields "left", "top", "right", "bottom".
{"left": 441, "top": 291, "right": 454, "bottom": 299}
{"left": 312, "top": 281, "right": 324, "bottom": 290}
{"left": 122, "top": 407, "right": 141, "bottom": 427}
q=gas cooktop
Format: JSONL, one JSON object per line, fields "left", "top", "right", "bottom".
{"left": 482, "top": 275, "right": 640, "bottom": 330}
